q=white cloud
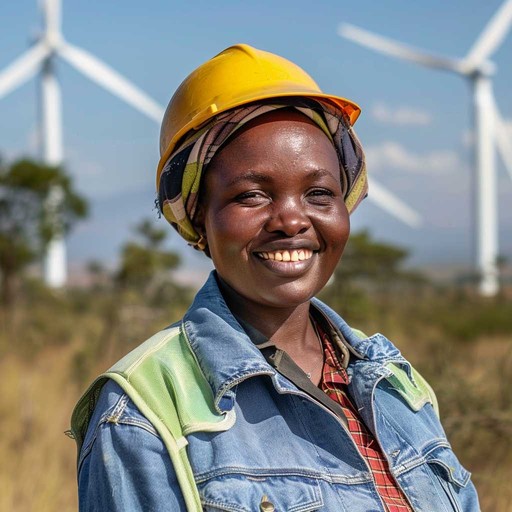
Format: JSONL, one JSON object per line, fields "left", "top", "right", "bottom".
{"left": 64, "top": 145, "right": 149, "bottom": 199}
{"left": 365, "top": 141, "right": 463, "bottom": 174}
{"left": 371, "top": 102, "right": 432, "bottom": 126}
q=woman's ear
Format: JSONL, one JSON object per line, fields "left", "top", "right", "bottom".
{"left": 192, "top": 205, "right": 211, "bottom": 256}
{"left": 192, "top": 203, "right": 206, "bottom": 238}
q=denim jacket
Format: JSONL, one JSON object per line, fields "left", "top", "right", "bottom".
{"left": 76, "top": 272, "right": 480, "bottom": 511}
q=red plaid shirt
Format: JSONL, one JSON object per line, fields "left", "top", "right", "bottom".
{"left": 317, "top": 322, "right": 413, "bottom": 512}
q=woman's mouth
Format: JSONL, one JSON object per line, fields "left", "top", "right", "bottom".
{"left": 254, "top": 249, "right": 313, "bottom": 262}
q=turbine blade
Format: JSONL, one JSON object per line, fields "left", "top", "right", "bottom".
{"left": 491, "top": 96, "right": 512, "bottom": 181}
{"left": 0, "top": 43, "right": 49, "bottom": 100}
{"left": 339, "top": 23, "right": 466, "bottom": 74}
{"left": 367, "top": 179, "right": 422, "bottom": 228}
{"left": 59, "top": 43, "right": 164, "bottom": 122}
{"left": 42, "top": 0, "right": 62, "bottom": 36}
{"left": 465, "top": 0, "right": 512, "bottom": 68}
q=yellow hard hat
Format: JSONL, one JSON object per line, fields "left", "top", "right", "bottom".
{"left": 157, "top": 43, "right": 361, "bottom": 185}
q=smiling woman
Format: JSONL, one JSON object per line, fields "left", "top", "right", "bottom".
{"left": 199, "top": 110, "right": 349, "bottom": 312}
{"left": 71, "top": 44, "right": 480, "bottom": 511}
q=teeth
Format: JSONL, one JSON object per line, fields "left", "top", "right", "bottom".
{"left": 257, "top": 249, "right": 314, "bottom": 261}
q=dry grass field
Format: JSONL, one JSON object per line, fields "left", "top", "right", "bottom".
{"left": 0, "top": 283, "right": 511, "bottom": 511}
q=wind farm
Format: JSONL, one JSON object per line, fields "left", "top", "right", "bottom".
{"left": 0, "top": 4, "right": 511, "bottom": 510}
{"left": 0, "top": 2, "right": 511, "bottom": 293}
{"left": 339, "top": 0, "right": 512, "bottom": 296}
{"left": 0, "top": 0, "right": 423, "bottom": 287}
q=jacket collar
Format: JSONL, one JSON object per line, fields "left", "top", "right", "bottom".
{"left": 182, "top": 271, "right": 407, "bottom": 413}
{"left": 182, "top": 272, "right": 274, "bottom": 413}
{"left": 311, "top": 298, "right": 407, "bottom": 365}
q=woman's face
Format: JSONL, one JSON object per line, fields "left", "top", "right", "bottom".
{"left": 197, "top": 109, "right": 350, "bottom": 310}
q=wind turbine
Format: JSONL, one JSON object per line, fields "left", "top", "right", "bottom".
{"left": 339, "top": 0, "right": 512, "bottom": 296}
{"left": 0, "top": 0, "right": 165, "bottom": 287}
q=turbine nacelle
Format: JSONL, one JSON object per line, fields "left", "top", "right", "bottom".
{"left": 461, "top": 60, "right": 496, "bottom": 77}
{"left": 42, "top": 32, "right": 64, "bottom": 51}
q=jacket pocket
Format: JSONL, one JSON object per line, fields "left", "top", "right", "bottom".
{"left": 197, "top": 473, "right": 323, "bottom": 512}
{"left": 426, "top": 445, "right": 472, "bottom": 512}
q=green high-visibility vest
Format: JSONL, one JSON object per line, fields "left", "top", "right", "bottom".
{"left": 71, "top": 325, "right": 229, "bottom": 511}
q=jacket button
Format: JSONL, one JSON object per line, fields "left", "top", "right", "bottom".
{"left": 260, "top": 495, "right": 275, "bottom": 512}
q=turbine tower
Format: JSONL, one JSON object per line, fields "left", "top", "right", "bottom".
{"left": 0, "top": 0, "right": 165, "bottom": 287}
{"left": 339, "top": 0, "right": 512, "bottom": 296}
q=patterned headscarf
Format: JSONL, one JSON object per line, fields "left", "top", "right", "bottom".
{"left": 157, "top": 98, "right": 367, "bottom": 249}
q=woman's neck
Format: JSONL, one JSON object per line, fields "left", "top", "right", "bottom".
{"left": 217, "top": 276, "right": 319, "bottom": 356}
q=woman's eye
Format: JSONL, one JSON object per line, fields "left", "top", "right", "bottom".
{"left": 307, "top": 189, "right": 335, "bottom": 203}
{"left": 235, "top": 191, "right": 268, "bottom": 205}
{"left": 309, "top": 189, "right": 333, "bottom": 196}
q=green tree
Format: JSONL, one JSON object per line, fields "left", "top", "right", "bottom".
{"left": 0, "top": 158, "right": 88, "bottom": 305}
{"left": 321, "top": 230, "right": 425, "bottom": 323}
{"left": 116, "top": 219, "right": 180, "bottom": 294}
{"left": 336, "top": 230, "right": 409, "bottom": 284}
{"left": 95, "top": 219, "right": 184, "bottom": 361}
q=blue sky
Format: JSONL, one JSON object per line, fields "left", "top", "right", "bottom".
{"left": 1, "top": 1, "right": 511, "bottom": 282}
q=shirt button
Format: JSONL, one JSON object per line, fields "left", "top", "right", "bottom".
{"left": 260, "top": 495, "right": 275, "bottom": 512}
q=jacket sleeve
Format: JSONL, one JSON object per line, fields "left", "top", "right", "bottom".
{"left": 77, "top": 381, "right": 188, "bottom": 511}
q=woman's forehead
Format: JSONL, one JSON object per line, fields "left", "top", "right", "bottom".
{"left": 224, "top": 108, "right": 328, "bottom": 147}
{"left": 205, "top": 112, "right": 341, "bottom": 187}
{"left": 213, "top": 110, "right": 336, "bottom": 162}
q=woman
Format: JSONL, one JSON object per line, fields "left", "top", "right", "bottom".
{"left": 72, "top": 44, "right": 480, "bottom": 511}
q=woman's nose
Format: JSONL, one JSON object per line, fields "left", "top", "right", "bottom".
{"left": 264, "top": 199, "right": 311, "bottom": 236}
